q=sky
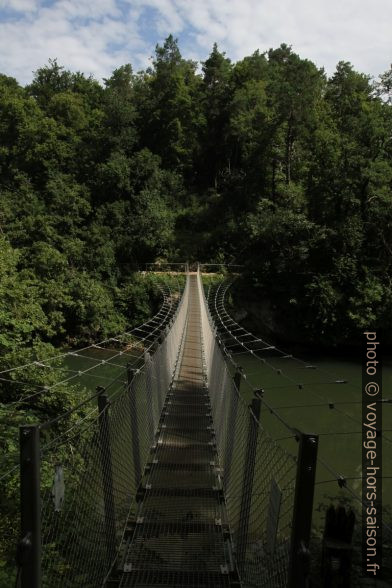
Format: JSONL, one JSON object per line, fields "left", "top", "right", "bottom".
{"left": 0, "top": 0, "right": 391, "bottom": 85}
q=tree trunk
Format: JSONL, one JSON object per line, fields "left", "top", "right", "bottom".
{"left": 286, "top": 114, "right": 294, "bottom": 185}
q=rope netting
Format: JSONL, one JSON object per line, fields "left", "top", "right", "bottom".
{"left": 197, "top": 269, "right": 298, "bottom": 587}
{"left": 15, "top": 273, "right": 190, "bottom": 587}
{"left": 205, "top": 273, "right": 392, "bottom": 583}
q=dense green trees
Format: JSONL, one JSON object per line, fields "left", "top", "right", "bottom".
{"left": 1, "top": 37, "right": 391, "bottom": 354}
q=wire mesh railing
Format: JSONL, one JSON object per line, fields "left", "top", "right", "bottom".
{"left": 15, "top": 264, "right": 324, "bottom": 587}
{"left": 207, "top": 275, "right": 392, "bottom": 585}
{"left": 2, "top": 277, "right": 181, "bottom": 584}
{"left": 196, "top": 267, "right": 318, "bottom": 588}
{"left": 17, "top": 270, "right": 190, "bottom": 588}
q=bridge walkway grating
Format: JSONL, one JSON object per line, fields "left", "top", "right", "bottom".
{"left": 118, "top": 275, "right": 237, "bottom": 587}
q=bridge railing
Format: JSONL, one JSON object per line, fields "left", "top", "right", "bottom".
{"left": 196, "top": 268, "right": 318, "bottom": 588}
{"left": 18, "top": 270, "right": 190, "bottom": 588}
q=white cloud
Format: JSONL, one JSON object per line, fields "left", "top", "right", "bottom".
{"left": 0, "top": 0, "right": 145, "bottom": 83}
{"left": 169, "top": 0, "right": 392, "bottom": 77}
{"left": 0, "top": 0, "right": 390, "bottom": 85}
{"left": 0, "top": 0, "right": 38, "bottom": 12}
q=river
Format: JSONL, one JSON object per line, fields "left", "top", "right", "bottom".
{"left": 232, "top": 350, "right": 392, "bottom": 536}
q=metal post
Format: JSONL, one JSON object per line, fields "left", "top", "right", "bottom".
{"left": 151, "top": 335, "right": 160, "bottom": 354}
{"left": 155, "top": 334, "right": 165, "bottom": 415}
{"left": 322, "top": 505, "right": 355, "bottom": 587}
{"left": 144, "top": 351, "right": 155, "bottom": 444}
{"left": 127, "top": 365, "right": 141, "bottom": 487}
{"left": 236, "top": 396, "right": 261, "bottom": 571}
{"left": 223, "top": 368, "right": 242, "bottom": 488}
{"left": 233, "top": 365, "right": 243, "bottom": 391}
{"left": 162, "top": 324, "right": 170, "bottom": 397}
{"left": 19, "top": 425, "right": 41, "bottom": 588}
{"left": 97, "top": 387, "right": 116, "bottom": 564}
{"left": 288, "top": 431, "right": 319, "bottom": 588}
{"left": 158, "top": 329, "right": 165, "bottom": 345}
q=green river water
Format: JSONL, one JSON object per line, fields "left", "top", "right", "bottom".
{"left": 232, "top": 351, "right": 392, "bottom": 534}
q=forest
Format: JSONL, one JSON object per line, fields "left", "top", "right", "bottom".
{"left": 1, "top": 35, "right": 392, "bottom": 358}
{"left": 0, "top": 36, "right": 392, "bottom": 578}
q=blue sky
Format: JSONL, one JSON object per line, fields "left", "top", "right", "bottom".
{"left": 0, "top": 0, "right": 391, "bottom": 85}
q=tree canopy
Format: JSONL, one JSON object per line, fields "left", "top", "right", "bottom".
{"left": 1, "top": 37, "right": 391, "bottom": 350}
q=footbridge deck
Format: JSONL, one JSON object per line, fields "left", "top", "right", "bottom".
{"left": 119, "top": 274, "right": 235, "bottom": 587}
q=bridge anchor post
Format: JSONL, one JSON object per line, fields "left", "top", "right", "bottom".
{"left": 144, "top": 351, "right": 155, "bottom": 444}
{"left": 127, "top": 365, "right": 141, "bottom": 488}
{"left": 223, "top": 366, "right": 242, "bottom": 489}
{"left": 97, "top": 387, "right": 117, "bottom": 566}
{"left": 288, "top": 431, "right": 319, "bottom": 588}
{"left": 236, "top": 395, "right": 261, "bottom": 574}
{"left": 19, "top": 424, "right": 41, "bottom": 588}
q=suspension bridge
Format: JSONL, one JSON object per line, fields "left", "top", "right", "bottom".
{"left": 5, "top": 265, "right": 391, "bottom": 587}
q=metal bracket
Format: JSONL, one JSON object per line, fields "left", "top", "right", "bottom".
{"left": 220, "top": 565, "right": 229, "bottom": 575}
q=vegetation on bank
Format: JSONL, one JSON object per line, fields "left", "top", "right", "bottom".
{"left": 0, "top": 35, "right": 391, "bottom": 577}
{"left": 1, "top": 37, "right": 391, "bottom": 353}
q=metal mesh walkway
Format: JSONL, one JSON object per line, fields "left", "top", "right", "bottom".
{"left": 119, "top": 275, "right": 237, "bottom": 587}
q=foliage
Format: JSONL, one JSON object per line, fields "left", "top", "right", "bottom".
{"left": 0, "top": 36, "right": 392, "bottom": 579}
